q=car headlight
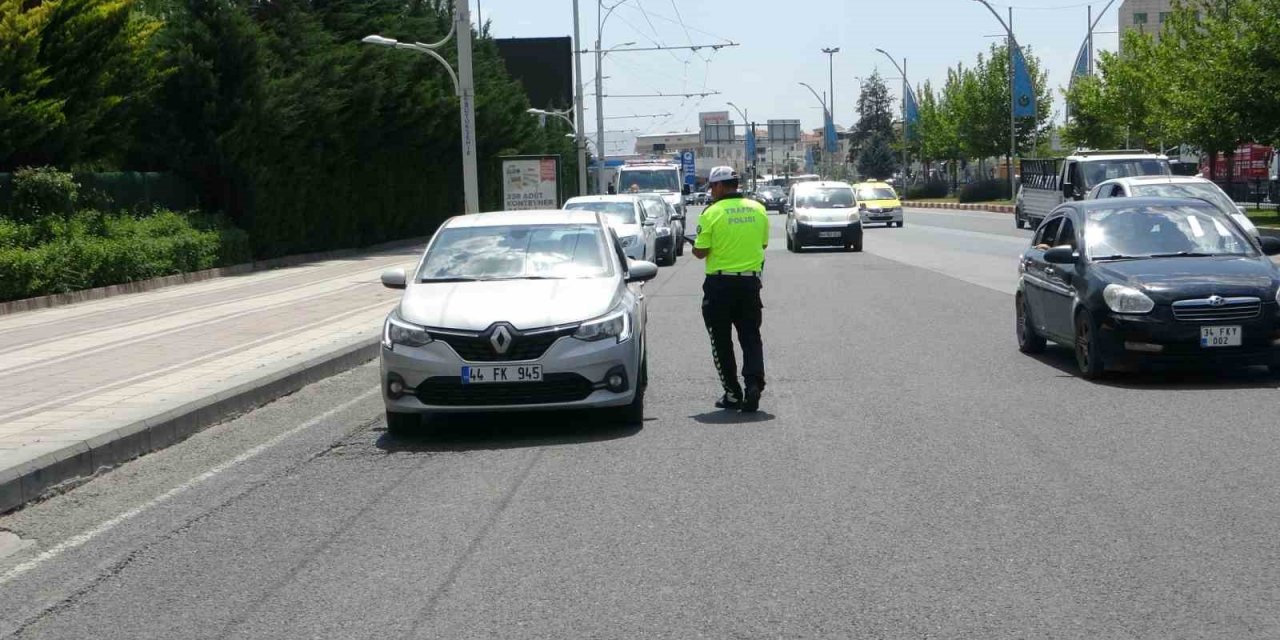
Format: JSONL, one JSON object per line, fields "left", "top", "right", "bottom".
{"left": 573, "top": 307, "right": 632, "bottom": 343}
{"left": 1103, "top": 284, "right": 1155, "bottom": 314}
{"left": 849, "top": 212, "right": 862, "bottom": 222}
{"left": 656, "top": 227, "right": 672, "bottom": 237}
{"left": 796, "top": 213, "right": 811, "bottom": 222}
{"left": 619, "top": 235, "right": 639, "bottom": 248}
{"left": 382, "top": 311, "right": 432, "bottom": 349}
{"left": 1275, "top": 283, "right": 1280, "bottom": 306}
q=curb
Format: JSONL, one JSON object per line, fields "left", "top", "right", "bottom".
{"left": 0, "top": 236, "right": 429, "bottom": 316}
{"left": 0, "top": 338, "right": 380, "bottom": 514}
{"left": 906, "top": 201, "right": 1015, "bottom": 215}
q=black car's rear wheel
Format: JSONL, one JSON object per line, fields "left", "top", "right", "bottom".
{"left": 1016, "top": 294, "right": 1046, "bottom": 354}
{"left": 1074, "top": 310, "right": 1106, "bottom": 379}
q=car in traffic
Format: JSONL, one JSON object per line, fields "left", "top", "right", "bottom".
{"left": 636, "top": 195, "right": 679, "bottom": 266}
{"left": 785, "top": 181, "right": 863, "bottom": 252}
{"left": 696, "top": 190, "right": 711, "bottom": 205}
{"left": 751, "top": 186, "right": 788, "bottom": 213}
{"left": 563, "top": 195, "right": 657, "bottom": 262}
{"left": 379, "top": 209, "right": 657, "bottom": 433}
{"left": 1087, "top": 175, "right": 1261, "bottom": 239}
{"left": 1015, "top": 198, "right": 1280, "bottom": 378}
{"left": 853, "top": 181, "right": 905, "bottom": 227}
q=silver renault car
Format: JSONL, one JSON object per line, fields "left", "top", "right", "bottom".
{"left": 379, "top": 210, "right": 656, "bottom": 434}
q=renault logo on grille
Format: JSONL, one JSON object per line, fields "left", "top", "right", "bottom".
{"left": 490, "top": 325, "right": 513, "bottom": 355}
{"left": 1208, "top": 295, "right": 1225, "bottom": 307}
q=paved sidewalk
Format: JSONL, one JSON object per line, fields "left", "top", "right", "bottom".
{"left": 0, "top": 244, "right": 422, "bottom": 512}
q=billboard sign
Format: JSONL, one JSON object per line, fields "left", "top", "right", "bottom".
{"left": 680, "top": 150, "right": 696, "bottom": 186}
{"left": 699, "top": 111, "right": 730, "bottom": 127}
{"left": 766, "top": 119, "right": 801, "bottom": 146}
{"left": 702, "top": 122, "right": 736, "bottom": 145}
{"left": 501, "top": 155, "right": 561, "bottom": 210}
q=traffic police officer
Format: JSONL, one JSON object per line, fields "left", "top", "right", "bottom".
{"left": 693, "top": 166, "right": 769, "bottom": 412}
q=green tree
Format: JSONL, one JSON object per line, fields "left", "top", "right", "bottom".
{"left": 857, "top": 132, "right": 897, "bottom": 180}
{"left": 0, "top": 0, "right": 163, "bottom": 169}
{"left": 848, "top": 72, "right": 895, "bottom": 164}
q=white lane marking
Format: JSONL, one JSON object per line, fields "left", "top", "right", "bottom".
{"left": 0, "top": 387, "right": 380, "bottom": 587}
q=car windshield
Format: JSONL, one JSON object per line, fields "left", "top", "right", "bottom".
{"left": 1085, "top": 204, "right": 1256, "bottom": 260}
{"left": 418, "top": 224, "right": 611, "bottom": 281}
{"left": 618, "top": 170, "right": 680, "bottom": 193}
{"left": 857, "top": 187, "right": 898, "bottom": 201}
{"left": 564, "top": 201, "right": 639, "bottom": 226}
{"left": 795, "top": 188, "right": 855, "bottom": 209}
{"left": 1130, "top": 183, "right": 1236, "bottom": 213}
{"left": 1079, "top": 159, "right": 1171, "bottom": 188}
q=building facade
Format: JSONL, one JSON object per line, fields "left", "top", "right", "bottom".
{"left": 1118, "top": 0, "right": 1175, "bottom": 41}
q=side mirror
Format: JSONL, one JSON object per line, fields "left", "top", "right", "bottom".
{"left": 643, "top": 217, "right": 656, "bottom": 227}
{"left": 1258, "top": 236, "right": 1280, "bottom": 256}
{"left": 626, "top": 260, "right": 659, "bottom": 282}
{"left": 682, "top": 184, "right": 691, "bottom": 195}
{"left": 1062, "top": 182, "right": 1074, "bottom": 198}
{"left": 381, "top": 268, "right": 407, "bottom": 289}
{"left": 1043, "top": 246, "right": 1079, "bottom": 264}
{"left": 858, "top": 202, "right": 867, "bottom": 210}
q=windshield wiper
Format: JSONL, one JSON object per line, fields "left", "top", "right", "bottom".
{"left": 1149, "top": 251, "right": 1214, "bottom": 258}
{"left": 419, "top": 276, "right": 483, "bottom": 283}
{"left": 1091, "top": 254, "right": 1147, "bottom": 261}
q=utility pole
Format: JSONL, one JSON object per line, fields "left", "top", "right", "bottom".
{"left": 875, "top": 48, "right": 910, "bottom": 188}
{"left": 572, "top": 0, "right": 589, "bottom": 195}
{"left": 360, "top": 0, "right": 478, "bottom": 214}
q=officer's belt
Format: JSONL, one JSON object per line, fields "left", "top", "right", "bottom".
{"left": 709, "top": 271, "right": 761, "bottom": 277}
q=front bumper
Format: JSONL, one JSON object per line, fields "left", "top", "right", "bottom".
{"left": 381, "top": 332, "right": 640, "bottom": 414}
{"left": 793, "top": 221, "right": 862, "bottom": 247}
{"left": 1097, "top": 307, "right": 1280, "bottom": 369}
{"left": 861, "top": 208, "right": 903, "bottom": 224}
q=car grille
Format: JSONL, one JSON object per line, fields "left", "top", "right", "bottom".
{"left": 1171, "top": 297, "right": 1262, "bottom": 322}
{"left": 429, "top": 326, "right": 577, "bottom": 362}
{"left": 415, "top": 373, "right": 595, "bottom": 406}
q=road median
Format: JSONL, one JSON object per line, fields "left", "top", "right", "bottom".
{"left": 906, "top": 201, "right": 1015, "bottom": 215}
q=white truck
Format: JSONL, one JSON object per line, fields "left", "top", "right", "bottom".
{"left": 614, "top": 160, "right": 690, "bottom": 255}
{"left": 1015, "top": 150, "right": 1173, "bottom": 230}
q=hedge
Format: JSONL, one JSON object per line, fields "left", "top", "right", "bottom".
{"left": 905, "top": 180, "right": 949, "bottom": 200}
{"left": 958, "top": 179, "right": 1012, "bottom": 203}
{"left": 0, "top": 210, "right": 250, "bottom": 302}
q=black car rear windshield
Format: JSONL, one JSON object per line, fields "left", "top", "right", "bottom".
{"left": 419, "top": 224, "right": 612, "bottom": 281}
{"left": 1085, "top": 204, "right": 1256, "bottom": 260}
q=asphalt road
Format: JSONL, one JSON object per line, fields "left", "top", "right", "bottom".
{"left": 3, "top": 207, "right": 1280, "bottom": 639}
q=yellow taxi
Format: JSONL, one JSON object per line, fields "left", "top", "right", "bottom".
{"left": 853, "top": 181, "right": 904, "bottom": 228}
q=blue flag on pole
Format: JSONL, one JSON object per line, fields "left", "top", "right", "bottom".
{"left": 746, "top": 128, "right": 757, "bottom": 161}
{"left": 804, "top": 146, "right": 814, "bottom": 174}
{"left": 823, "top": 112, "right": 837, "bottom": 153}
{"left": 1065, "top": 39, "right": 1090, "bottom": 120}
{"left": 1012, "top": 43, "right": 1036, "bottom": 119}
{"left": 904, "top": 86, "right": 920, "bottom": 140}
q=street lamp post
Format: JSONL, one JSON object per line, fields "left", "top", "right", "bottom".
{"left": 572, "top": 0, "right": 589, "bottom": 195}
{"left": 362, "top": 0, "right": 478, "bottom": 214}
{"left": 798, "top": 82, "right": 829, "bottom": 177}
{"left": 821, "top": 47, "right": 839, "bottom": 178}
{"left": 726, "top": 101, "right": 752, "bottom": 188}
{"left": 875, "top": 48, "right": 909, "bottom": 187}
{"left": 529, "top": 108, "right": 587, "bottom": 196}
{"left": 972, "top": 0, "right": 1016, "bottom": 201}
{"left": 594, "top": 0, "right": 634, "bottom": 195}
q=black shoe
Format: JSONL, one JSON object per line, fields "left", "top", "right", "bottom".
{"left": 715, "top": 394, "right": 742, "bottom": 410}
{"left": 742, "top": 383, "right": 763, "bottom": 413}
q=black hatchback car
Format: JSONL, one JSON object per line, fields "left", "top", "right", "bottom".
{"left": 1015, "top": 198, "right": 1280, "bottom": 378}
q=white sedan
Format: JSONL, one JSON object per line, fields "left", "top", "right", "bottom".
{"left": 1087, "top": 175, "right": 1260, "bottom": 238}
